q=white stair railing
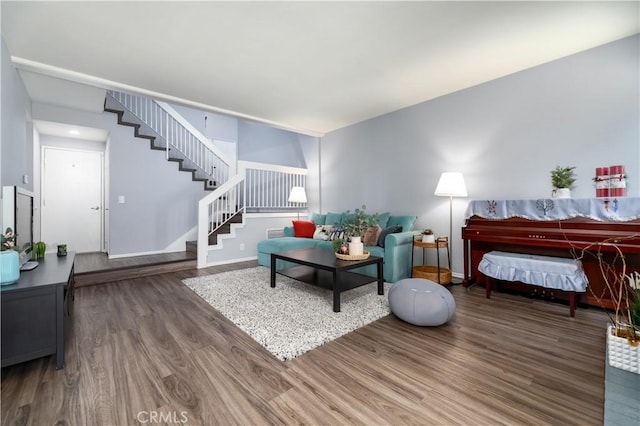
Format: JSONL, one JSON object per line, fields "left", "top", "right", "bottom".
{"left": 239, "top": 161, "right": 308, "bottom": 212}
{"left": 198, "top": 174, "right": 245, "bottom": 267}
{"left": 106, "top": 90, "right": 231, "bottom": 186}
{"left": 197, "top": 162, "right": 308, "bottom": 267}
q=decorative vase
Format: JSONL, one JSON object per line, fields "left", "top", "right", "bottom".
{"left": 552, "top": 188, "right": 571, "bottom": 199}
{"left": 348, "top": 236, "right": 364, "bottom": 256}
{"left": 0, "top": 250, "right": 20, "bottom": 285}
{"left": 607, "top": 324, "right": 639, "bottom": 374}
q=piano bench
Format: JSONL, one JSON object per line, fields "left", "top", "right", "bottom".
{"left": 478, "top": 251, "right": 588, "bottom": 317}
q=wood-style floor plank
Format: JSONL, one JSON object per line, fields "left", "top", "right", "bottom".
{"left": 1, "top": 261, "right": 610, "bottom": 425}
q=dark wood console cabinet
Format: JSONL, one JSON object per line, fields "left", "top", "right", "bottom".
{"left": 1, "top": 252, "right": 75, "bottom": 369}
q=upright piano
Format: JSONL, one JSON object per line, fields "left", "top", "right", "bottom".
{"left": 462, "top": 198, "right": 640, "bottom": 308}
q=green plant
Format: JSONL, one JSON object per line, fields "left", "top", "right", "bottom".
{"left": 628, "top": 272, "right": 640, "bottom": 331}
{"left": 1, "top": 227, "right": 16, "bottom": 251}
{"left": 342, "top": 205, "right": 379, "bottom": 239}
{"left": 33, "top": 241, "right": 46, "bottom": 260}
{"left": 550, "top": 166, "right": 576, "bottom": 189}
{"left": 576, "top": 237, "right": 639, "bottom": 344}
{"left": 332, "top": 238, "right": 345, "bottom": 253}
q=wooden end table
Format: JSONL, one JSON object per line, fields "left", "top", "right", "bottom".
{"left": 411, "top": 237, "right": 452, "bottom": 284}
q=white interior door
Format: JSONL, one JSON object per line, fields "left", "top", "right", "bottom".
{"left": 42, "top": 147, "right": 104, "bottom": 253}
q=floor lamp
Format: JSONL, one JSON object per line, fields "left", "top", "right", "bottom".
{"left": 288, "top": 186, "right": 307, "bottom": 220}
{"left": 434, "top": 172, "right": 468, "bottom": 269}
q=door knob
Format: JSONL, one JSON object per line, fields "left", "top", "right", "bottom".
{"left": 90, "top": 206, "right": 100, "bottom": 210}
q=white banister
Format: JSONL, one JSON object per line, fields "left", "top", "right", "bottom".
{"left": 107, "top": 90, "right": 230, "bottom": 187}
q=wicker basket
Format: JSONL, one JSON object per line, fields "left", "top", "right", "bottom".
{"left": 412, "top": 265, "right": 452, "bottom": 284}
{"left": 335, "top": 251, "right": 370, "bottom": 261}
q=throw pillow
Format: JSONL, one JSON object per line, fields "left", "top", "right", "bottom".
{"left": 363, "top": 225, "right": 382, "bottom": 246}
{"left": 292, "top": 220, "right": 315, "bottom": 238}
{"left": 387, "top": 215, "right": 417, "bottom": 233}
{"left": 313, "top": 225, "right": 330, "bottom": 241}
{"left": 378, "top": 224, "right": 402, "bottom": 248}
{"left": 328, "top": 227, "right": 346, "bottom": 241}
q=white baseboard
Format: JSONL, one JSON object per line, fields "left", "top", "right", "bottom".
{"left": 108, "top": 248, "right": 186, "bottom": 259}
{"left": 199, "top": 255, "right": 257, "bottom": 268}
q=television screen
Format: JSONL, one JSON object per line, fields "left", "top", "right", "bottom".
{"left": 16, "top": 189, "right": 33, "bottom": 250}
{"left": 1, "top": 186, "right": 34, "bottom": 254}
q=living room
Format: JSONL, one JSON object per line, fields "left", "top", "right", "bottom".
{"left": 1, "top": 2, "right": 639, "bottom": 425}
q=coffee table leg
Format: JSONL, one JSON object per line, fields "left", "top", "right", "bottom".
{"left": 333, "top": 271, "right": 340, "bottom": 312}
{"left": 377, "top": 260, "right": 384, "bottom": 295}
{"left": 270, "top": 255, "right": 276, "bottom": 288}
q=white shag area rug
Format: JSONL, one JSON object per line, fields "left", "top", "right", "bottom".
{"left": 183, "top": 266, "right": 391, "bottom": 361}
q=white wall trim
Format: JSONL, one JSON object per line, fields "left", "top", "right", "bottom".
{"left": 201, "top": 256, "right": 257, "bottom": 267}
{"left": 12, "top": 56, "right": 324, "bottom": 138}
{"left": 108, "top": 247, "right": 187, "bottom": 259}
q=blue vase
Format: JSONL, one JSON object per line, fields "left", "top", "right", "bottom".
{"left": 0, "top": 250, "right": 20, "bottom": 285}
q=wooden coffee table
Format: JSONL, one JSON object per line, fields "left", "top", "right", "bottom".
{"left": 270, "top": 247, "right": 384, "bottom": 312}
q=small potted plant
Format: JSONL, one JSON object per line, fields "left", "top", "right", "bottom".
{"left": 421, "top": 229, "right": 435, "bottom": 243}
{"left": 342, "top": 205, "right": 379, "bottom": 240}
{"left": 550, "top": 166, "right": 576, "bottom": 198}
{"left": 340, "top": 205, "right": 378, "bottom": 258}
{"left": 575, "top": 237, "right": 639, "bottom": 374}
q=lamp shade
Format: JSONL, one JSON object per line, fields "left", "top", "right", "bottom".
{"left": 288, "top": 186, "right": 307, "bottom": 203}
{"left": 434, "top": 172, "right": 467, "bottom": 197}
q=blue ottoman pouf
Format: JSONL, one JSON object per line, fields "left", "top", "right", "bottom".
{"left": 388, "top": 278, "right": 456, "bottom": 326}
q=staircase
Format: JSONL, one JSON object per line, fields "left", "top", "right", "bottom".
{"left": 105, "top": 90, "right": 308, "bottom": 269}
{"left": 104, "top": 90, "right": 230, "bottom": 191}
{"left": 104, "top": 90, "right": 245, "bottom": 257}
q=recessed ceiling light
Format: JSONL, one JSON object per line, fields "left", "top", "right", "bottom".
{"left": 69, "top": 129, "right": 80, "bottom": 135}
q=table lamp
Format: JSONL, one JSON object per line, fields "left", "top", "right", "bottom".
{"left": 288, "top": 186, "right": 307, "bottom": 220}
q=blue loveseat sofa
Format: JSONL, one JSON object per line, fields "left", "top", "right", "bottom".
{"left": 257, "top": 211, "right": 417, "bottom": 283}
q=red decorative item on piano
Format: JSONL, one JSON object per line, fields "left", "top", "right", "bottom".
{"left": 609, "top": 164, "right": 626, "bottom": 197}
{"left": 595, "top": 166, "right": 610, "bottom": 198}
{"left": 595, "top": 164, "right": 626, "bottom": 198}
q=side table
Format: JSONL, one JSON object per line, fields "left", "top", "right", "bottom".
{"left": 411, "top": 236, "right": 452, "bottom": 284}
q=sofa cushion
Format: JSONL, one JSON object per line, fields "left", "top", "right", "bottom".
{"left": 378, "top": 225, "right": 403, "bottom": 248}
{"left": 325, "top": 212, "right": 343, "bottom": 226}
{"left": 292, "top": 220, "right": 315, "bottom": 238}
{"left": 387, "top": 215, "right": 417, "bottom": 232}
{"left": 309, "top": 212, "right": 326, "bottom": 225}
{"left": 376, "top": 212, "right": 391, "bottom": 229}
{"left": 257, "top": 237, "right": 318, "bottom": 254}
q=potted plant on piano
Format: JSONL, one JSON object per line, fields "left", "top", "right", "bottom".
{"left": 576, "top": 237, "right": 639, "bottom": 374}
{"left": 550, "top": 166, "right": 576, "bottom": 199}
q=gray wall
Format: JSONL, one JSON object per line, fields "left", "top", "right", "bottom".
{"left": 320, "top": 35, "right": 640, "bottom": 276}
{"left": 32, "top": 103, "right": 208, "bottom": 256}
{"left": 238, "top": 120, "right": 310, "bottom": 168}
{"left": 1, "top": 37, "right": 33, "bottom": 190}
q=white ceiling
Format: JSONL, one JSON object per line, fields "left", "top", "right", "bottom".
{"left": 34, "top": 120, "right": 109, "bottom": 142}
{"left": 2, "top": 1, "right": 639, "bottom": 136}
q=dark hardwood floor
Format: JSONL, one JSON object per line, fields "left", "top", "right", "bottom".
{"left": 73, "top": 251, "right": 198, "bottom": 287}
{"left": 74, "top": 251, "right": 197, "bottom": 274}
{"left": 1, "top": 261, "right": 610, "bottom": 425}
